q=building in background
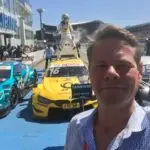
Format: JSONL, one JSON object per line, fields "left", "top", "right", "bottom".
{"left": 126, "top": 23, "right": 150, "bottom": 54}
{"left": 0, "top": 0, "right": 34, "bottom": 46}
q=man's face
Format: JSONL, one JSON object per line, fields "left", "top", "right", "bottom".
{"left": 89, "top": 38, "right": 142, "bottom": 107}
{"left": 63, "top": 18, "right": 68, "bottom": 23}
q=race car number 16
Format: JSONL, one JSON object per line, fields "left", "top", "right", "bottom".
{"left": 49, "top": 68, "right": 60, "bottom": 75}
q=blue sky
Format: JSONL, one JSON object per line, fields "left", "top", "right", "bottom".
{"left": 30, "top": 0, "right": 150, "bottom": 29}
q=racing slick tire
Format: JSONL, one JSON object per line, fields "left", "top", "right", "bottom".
{"left": 10, "top": 86, "right": 19, "bottom": 109}
{"left": 0, "top": 106, "right": 11, "bottom": 118}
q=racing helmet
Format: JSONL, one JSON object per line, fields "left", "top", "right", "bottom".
{"left": 61, "top": 13, "right": 70, "bottom": 21}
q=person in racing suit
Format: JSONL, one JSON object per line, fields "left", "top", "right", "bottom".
{"left": 57, "top": 13, "right": 77, "bottom": 59}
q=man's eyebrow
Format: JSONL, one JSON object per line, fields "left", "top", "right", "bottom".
{"left": 115, "top": 59, "right": 131, "bottom": 63}
{"left": 114, "top": 60, "right": 135, "bottom": 66}
{"left": 93, "top": 59, "right": 133, "bottom": 65}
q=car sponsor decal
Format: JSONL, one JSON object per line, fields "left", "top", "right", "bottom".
{"left": 71, "top": 83, "right": 92, "bottom": 99}
{"left": 0, "top": 66, "right": 11, "bottom": 70}
{"left": 60, "top": 82, "right": 72, "bottom": 88}
{"left": 24, "top": 65, "right": 30, "bottom": 83}
{"left": 62, "top": 103, "right": 80, "bottom": 109}
{"left": 17, "top": 77, "right": 24, "bottom": 89}
{"left": 50, "top": 63, "right": 84, "bottom": 67}
{"left": 13, "top": 62, "right": 19, "bottom": 65}
{"left": 0, "top": 78, "right": 7, "bottom": 81}
{"left": 49, "top": 67, "right": 60, "bottom": 75}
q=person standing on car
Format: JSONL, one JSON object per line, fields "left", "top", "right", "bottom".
{"left": 64, "top": 25, "right": 150, "bottom": 150}
{"left": 57, "top": 13, "right": 76, "bottom": 59}
{"left": 44, "top": 44, "right": 54, "bottom": 70}
{"left": 57, "top": 13, "right": 75, "bottom": 50}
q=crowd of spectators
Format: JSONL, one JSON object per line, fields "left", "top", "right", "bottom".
{"left": 0, "top": 44, "right": 38, "bottom": 61}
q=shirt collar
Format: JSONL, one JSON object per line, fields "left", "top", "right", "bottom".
{"left": 82, "top": 101, "right": 148, "bottom": 133}
{"left": 80, "top": 101, "right": 149, "bottom": 150}
{"left": 126, "top": 101, "right": 147, "bottom": 132}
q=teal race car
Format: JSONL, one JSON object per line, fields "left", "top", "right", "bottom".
{"left": 0, "top": 61, "right": 38, "bottom": 117}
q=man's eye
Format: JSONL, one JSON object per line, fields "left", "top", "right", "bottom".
{"left": 115, "top": 64, "right": 126, "bottom": 68}
{"left": 95, "top": 64, "right": 107, "bottom": 68}
{"left": 115, "top": 65, "right": 131, "bottom": 71}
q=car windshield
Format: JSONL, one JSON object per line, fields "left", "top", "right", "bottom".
{"left": 0, "top": 69, "right": 11, "bottom": 79}
{"left": 47, "top": 66, "right": 88, "bottom": 77}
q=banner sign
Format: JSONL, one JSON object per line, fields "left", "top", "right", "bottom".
{"left": 0, "top": 13, "right": 17, "bottom": 31}
{"left": 71, "top": 83, "right": 92, "bottom": 99}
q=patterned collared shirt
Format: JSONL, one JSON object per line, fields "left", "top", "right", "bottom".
{"left": 64, "top": 102, "right": 150, "bottom": 150}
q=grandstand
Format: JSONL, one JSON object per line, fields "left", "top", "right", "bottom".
{"left": 126, "top": 23, "right": 150, "bottom": 43}
{"left": 35, "top": 20, "right": 105, "bottom": 43}
{"left": 72, "top": 20, "right": 104, "bottom": 35}
{"left": 72, "top": 20, "right": 106, "bottom": 43}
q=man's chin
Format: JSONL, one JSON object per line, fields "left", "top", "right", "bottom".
{"left": 99, "top": 97, "right": 129, "bottom": 108}
{"left": 101, "top": 100, "right": 122, "bottom": 106}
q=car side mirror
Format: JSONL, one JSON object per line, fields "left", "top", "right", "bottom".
{"left": 135, "top": 81, "right": 150, "bottom": 106}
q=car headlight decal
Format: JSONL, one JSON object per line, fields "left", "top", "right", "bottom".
{"left": 38, "top": 96, "right": 51, "bottom": 104}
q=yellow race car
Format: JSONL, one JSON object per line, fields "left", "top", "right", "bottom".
{"left": 32, "top": 55, "right": 97, "bottom": 119}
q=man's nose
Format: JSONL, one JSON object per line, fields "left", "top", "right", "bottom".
{"left": 104, "top": 66, "right": 120, "bottom": 80}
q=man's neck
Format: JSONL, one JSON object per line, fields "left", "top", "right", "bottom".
{"left": 97, "top": 100, "right": 135, "bottom": 130}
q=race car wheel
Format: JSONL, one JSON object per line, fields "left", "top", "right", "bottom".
{"left": 10, "top": 86, "right": 19, "bottom": 108}
{"left": 0, "top": 106, "right": 11, "bottom": 118}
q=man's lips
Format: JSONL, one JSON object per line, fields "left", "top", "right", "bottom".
{"left": 99, "top": 86, "right": 126, "bottom": 90}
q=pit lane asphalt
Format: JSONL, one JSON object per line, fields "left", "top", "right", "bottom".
{"left": 0, "top": 60, "right": 67, "bottom": 150}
